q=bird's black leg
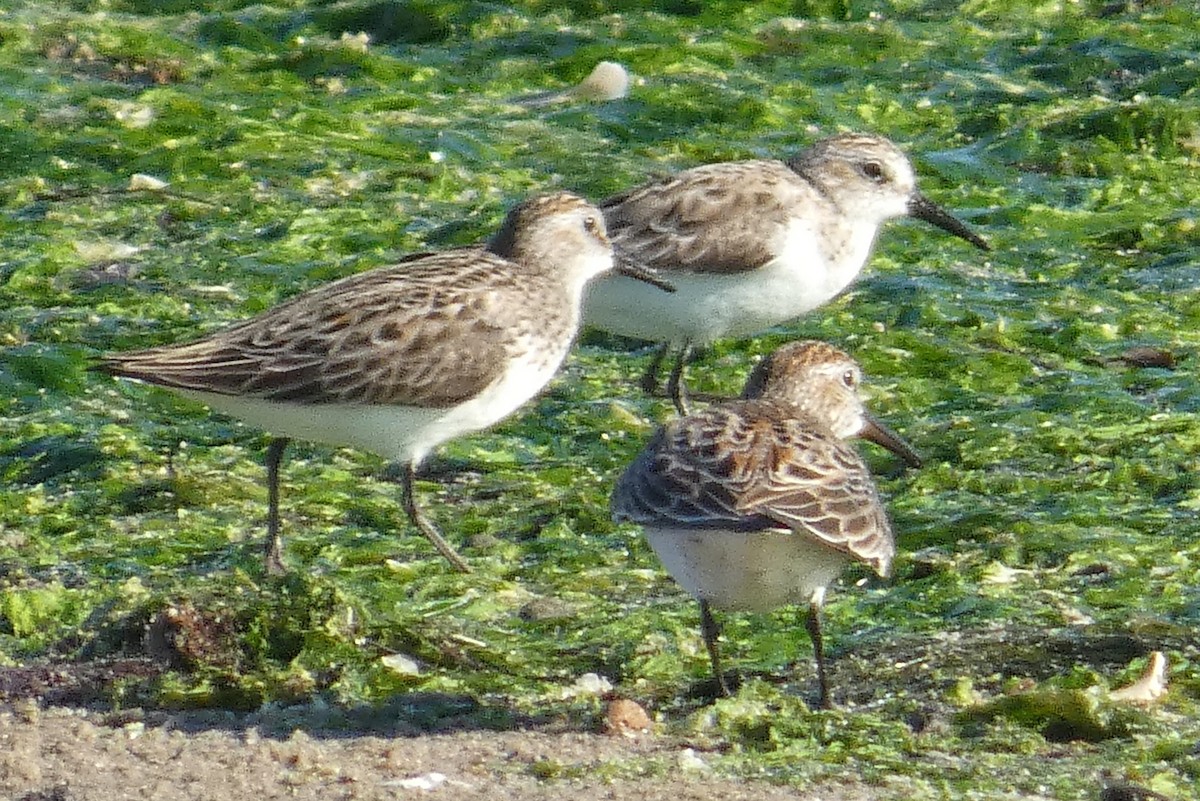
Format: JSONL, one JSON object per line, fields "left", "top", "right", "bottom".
{"left": 401, "top": 461, "right": 472, "bottom": 574}
{"left": 639, "top": 343, "right": 670, "bottom": 396}
{"left": 263, "top": 437, "right": 290, "bottom": 575}
{"left": 666, "top": 342, "right": 694, "bottom": 416}
{"left": 700, "top": 600, "right": 732, "bottom": 697}
{"left": 804, "top": 587, "right": 832, "bottom": 710}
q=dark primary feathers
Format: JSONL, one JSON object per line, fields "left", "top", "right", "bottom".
{"left": 612, "top": 401, "right": 895, "bottom": 577}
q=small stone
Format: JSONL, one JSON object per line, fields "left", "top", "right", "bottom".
{"left": 603, "top": 698, "right": 652, "bottom": 737}
{"left": 380, "top": 653, "right": 421, "bottom": 676}
{"left": 564, "top": 673, "right": 612, "bottom": 698}
{"left": 386, "top": 772, "right": 449, "bottom": 791}
{"left": 129, "top": 173, "right": 168, "bottom": 191}
{"left": 518, "top": 596, "right": 577, "bottom": 622}
{"left": 678, "top": 748, "right": 711, "bottom": 773}
{"left": 572, "top": 61, "right": 630, "bottom": 101}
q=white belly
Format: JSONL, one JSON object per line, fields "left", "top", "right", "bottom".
{"left": 176, "top": 344, "right": 567, "bottom": 465}
{"left": 644, "top": 527, "right": 850, "bottom": 611}
{"left": 583, "top": 222, "right": 874, "bottom": 345}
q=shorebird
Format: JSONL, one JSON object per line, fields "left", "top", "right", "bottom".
{"left": 611, "top": 340, "right": 918, "bottom": 707}
{"left": 584, "top": 132, "right": 989, "bottom": 413}
{"left": 98, "top": 192, "right": 672, "bottom": 574}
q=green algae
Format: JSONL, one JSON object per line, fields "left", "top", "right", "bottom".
{"left": 2, "top": 0, "right": 1200, "bottom": 797}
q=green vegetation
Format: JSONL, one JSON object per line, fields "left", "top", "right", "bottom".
{"left": 2, "top": 0, "right": 1198, "bottom": 797}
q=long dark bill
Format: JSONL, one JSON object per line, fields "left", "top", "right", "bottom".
{"left": 615, "top": 259, "right": 676, "bottom": 293}
{"left": 908, "top": 193, "right": 990, "bottom": 251}
{"left": 860, "top": 413, "right": 923, "bottom": 469}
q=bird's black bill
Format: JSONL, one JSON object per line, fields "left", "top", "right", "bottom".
{"left": 860, "top": 413, "right": 923, "bottom": 469}
{"left": 908, "top": 193, "right": 990, "bottom": 251}
{"left": 616, "top": 260, "right": 676, "bottom": 293}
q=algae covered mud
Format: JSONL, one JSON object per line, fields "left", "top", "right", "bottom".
{"left": 1, "top": 1, "right": 1199, "bottom": 798}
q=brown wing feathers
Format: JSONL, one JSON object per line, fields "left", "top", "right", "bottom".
{"left": 97, "top": 252, "right": 517, "bottom": 408}
{"left": 613, "top": 403, "right": 894, "bottom": 575}
{"left": 602, "top": 161, "right": 801, "bottom": 275}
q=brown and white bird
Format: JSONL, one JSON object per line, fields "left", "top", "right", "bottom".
{"left": 98, "top": 192, "right": 672, "bottom": 574}
{"left": 611, "top": 340, "right": 919, "bottom": 707}
{"left": 584, "top": 132, "right": 989, "bottom": 413}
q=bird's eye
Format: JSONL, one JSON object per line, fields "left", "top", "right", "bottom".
{"left": 860, "top": 161, "right": 886, "bottom": 183}
{"left": 841, "top": 369, "right": 857, "bottom": 388}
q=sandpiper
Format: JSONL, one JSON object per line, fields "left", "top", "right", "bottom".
{"left": 98, "top": 192, "right": 672, "bottom": 575}
{"left": 584, "top": 132, "right": 990, "bottom": 413}
{"left": 611, "top": 340, "right": 918, "bottom": 707}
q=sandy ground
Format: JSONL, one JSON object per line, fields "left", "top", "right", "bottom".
{"left": 0, "top": 702, "right": 881, "bottom": 801}
{"left": 2, "top": 625, "right": 1156, "bottom": 801}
